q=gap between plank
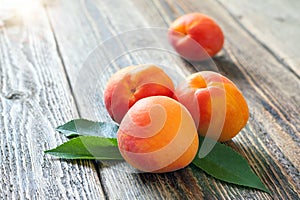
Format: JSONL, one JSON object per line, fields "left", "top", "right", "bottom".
{"left": 43, "top": 5, "right": 81, "bottom": 116}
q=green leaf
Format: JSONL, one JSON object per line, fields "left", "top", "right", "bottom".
{"left": 51, "top": 119, "right": 269, "bottom": 193}
{"left": 192, "top": 137, "right": 270, "bottom": 193}
{"left": 45, "top": 136, "right": 123, "bottom": 160}
{"left": 56, "top": 119, "right": 118, "bottom": 138}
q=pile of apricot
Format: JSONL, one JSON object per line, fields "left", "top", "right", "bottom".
{"left": 103, "top": 13, "right": 249, "bottom": 173}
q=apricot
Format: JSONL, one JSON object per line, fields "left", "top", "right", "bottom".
{"left": 175, "top": 71, "right": 249, "bottom": 142}
{"left": 168, "top": 13, "right": 224, "bottom": 61}
{"left": 117, "top": 96, "right": 199, "bottom": 173}
{"left": 104, "top": 64, "right": 175, "bottom": 124}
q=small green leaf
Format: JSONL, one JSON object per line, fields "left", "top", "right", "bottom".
{"left": 56, "top": 119, "right": 118, "bottom": 138}
{"left": 45, "top": 136, "right": 123, "bottom": 160}
{"left": 192, "top": 137, "right": 270, "bottom": 193}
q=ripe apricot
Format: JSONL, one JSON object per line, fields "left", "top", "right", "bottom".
{"left": 169, "top": 13, "right": 224, "bottom": 61}
{"left": 175, "top": 71, "right": 249, "bottom": 142}
{"left": 117, "top": 96, "right": 199, "bottom": 173}
{"left": 104, "top": 64, "right": 175, "bottom": 124}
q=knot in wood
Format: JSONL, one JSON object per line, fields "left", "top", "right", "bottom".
{"left": 3, "top": 91, "right": 30, "bottom": 100}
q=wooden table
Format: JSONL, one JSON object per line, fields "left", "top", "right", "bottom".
{"left": 1, "top": 0, "right": 299, "bottom": 199}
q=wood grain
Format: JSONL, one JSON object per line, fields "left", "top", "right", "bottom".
{"left": 1, "top": 0, "right": 299, "bottom": 199}
{"left": 217, "top": 0, "right": 300, "bottom": 77}
{"left": 161, "top": 0, "right": 300, "bottom": 198}
{"left": 0, "top": 3, "right": 104, "bottom": 199}
{"left": 44, "top": 0, "right": 300, "bottom": 199}
{"left": 46, "top": 1, "right": 208, "bottom": 199}
{"left": 46, "top": 0, "right": 300, "bottom": 199}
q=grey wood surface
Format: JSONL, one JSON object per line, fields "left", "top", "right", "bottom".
{"left": 0, "top": 2, "right": 105, "bottom": 199}
{"left": 217, "top": 0, "right": 300, "bottom": 77}
{"left": 0, "top": 0, "right": 299, "bottom": 199}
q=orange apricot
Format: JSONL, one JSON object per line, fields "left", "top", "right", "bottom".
{"left": 175, "top": 71, "right": 249, "bottom": 142}
{"left": 104, "top": 64, "right": 175, "bottom": 124}
{"left": 117, "top": 96, "right": 199, "bottom": 173}
{"left": 169, "top": 13, "right": 224, "bottom": 61}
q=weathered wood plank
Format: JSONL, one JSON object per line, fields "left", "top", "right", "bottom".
{"left": 46, "top": 0, "right": 300, "bottom": 199}
{"left": 217, "top": 0, "right": 300, "bottom": 77}
{"left": 46, "top": 1, "right": 208, "bottom": 199}
{"left": 157, "top": 0, "right": 300, "bottom": 198}
{"left": 0, "top": 3, "right": 104, "bottom": 199}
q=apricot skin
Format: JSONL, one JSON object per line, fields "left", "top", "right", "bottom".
{"left": 175, "top": 71, "right": 249, "bottom": 142}
{"left": 169, "top": 13, "right": 224, "bottom": 61}
{"left": 104, "top": 64, "right": 175, "bottom": 124}
{"left": 117, "top": 96, "right": 199, "bottom": 173}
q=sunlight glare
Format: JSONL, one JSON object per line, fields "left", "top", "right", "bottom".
{"left": 0, "top": 0, "right": 41, "bottom": 20}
